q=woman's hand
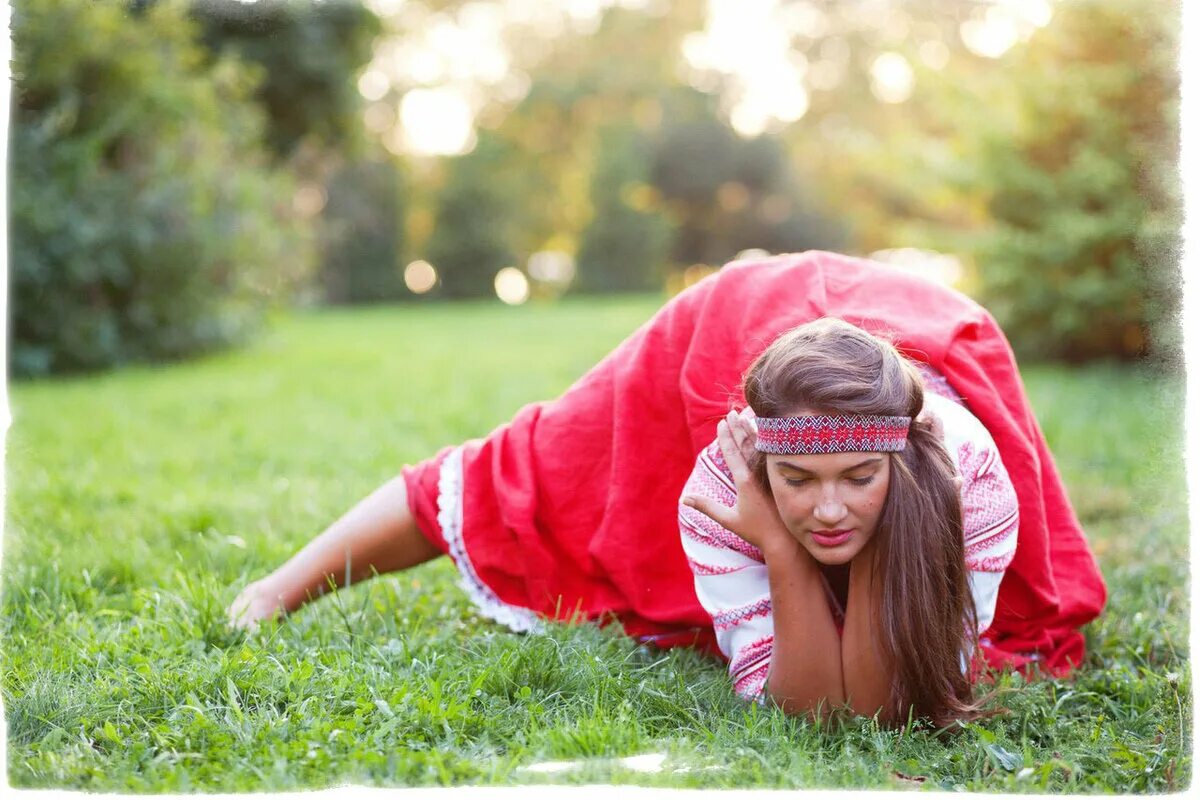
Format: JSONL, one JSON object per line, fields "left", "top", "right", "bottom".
{"left": 227, "top": 578, "right": 287, "bottom": 632}
{"left": 683, "top": 409, "right": 791, "bottom": 551}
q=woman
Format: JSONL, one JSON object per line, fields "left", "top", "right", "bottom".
{"left": 229, "top": 251, "right": 1106, "bottom": 721}
{"left": 680, "top": 318, "right": 1015, "bottom": 724}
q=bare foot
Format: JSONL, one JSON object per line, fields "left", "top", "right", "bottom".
{"left": 227, "top": 578, "right": 288, "bottom": 631}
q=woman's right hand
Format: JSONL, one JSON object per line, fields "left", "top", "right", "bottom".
{"left": 227, "top": 578, "right": 287, "bottom": 632}
{"left": 682, "top": 409, "right": 791, "bottom": 552}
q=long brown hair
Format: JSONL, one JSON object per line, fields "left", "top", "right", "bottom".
{"left": 742, "top": 317, "right": 985, "bottom": 727}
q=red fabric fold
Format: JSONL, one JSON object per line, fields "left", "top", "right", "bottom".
{"left": 401, "top": 251, "right": 1106, "bottom": 675}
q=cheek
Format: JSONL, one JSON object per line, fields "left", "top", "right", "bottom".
{"left": 770, "top": 491, "right": 809, "bottom": 523}
{"left": 863, "top": 482, "right": 889, "bottom": 517}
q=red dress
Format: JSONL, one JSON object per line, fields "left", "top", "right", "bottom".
{"left": 401, "top": 251, "right": 1107, "bottom": 677}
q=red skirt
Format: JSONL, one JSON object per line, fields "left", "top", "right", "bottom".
{"left": 402, "top": 251, "right": 1107, "bottom": 675}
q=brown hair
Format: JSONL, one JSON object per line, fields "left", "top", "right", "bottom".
{"left": 742, "top": 317, "right": 986, "bottom": 727}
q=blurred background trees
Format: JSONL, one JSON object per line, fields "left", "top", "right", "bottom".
{"left": 9, "top": 0, "right": 1181, "bottom": 375}
{"left": 9, "top": 0, "right": 313, "bottom": 375}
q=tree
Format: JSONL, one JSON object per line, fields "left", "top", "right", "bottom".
{"left": 650, "top": 91, "right": 845, "bottom": 268}
{"left": 184, "top": 0, "right": 382, "bottom": 160}
{"left": 424, "top": 134, "right": 518, "bottom": 299}
{"left": 9, "top": 0, "right": 313, "bottom": 375}
{"left": 319, "top": 156, "right": 408, "bottom": 304}
{"left": 810, "top": 0, "right": 1180, "bottom": 363}
{"left": 575, "top": 126, "right": 675, "bottom": 292}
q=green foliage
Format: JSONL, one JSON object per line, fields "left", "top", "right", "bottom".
{"left": 319, "top": 157, "right": 408, "bottom": 304}
{"left": 869, "top": 0, "right": 1180, "bottom": 363}
{"left": 649, "top": 93, "right": 846, "bottom": 267}
{"left": 185, "top": 0, "right": 382, "bottom": 159}
{"left": 2, "top": 301, "right": 1188, "bottom": 790}
{"left": 425, "top": 135, "right": 519, "bottom": 299}
{"left": 576, "top": 126, "right": 675, "bottom": 292}
{"left": 9, "top": 0, "right": 314, "bottom": 376}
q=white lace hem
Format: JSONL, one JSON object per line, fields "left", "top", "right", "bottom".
{"left": 437, "top": 446, "right": 544, "bottom": 633}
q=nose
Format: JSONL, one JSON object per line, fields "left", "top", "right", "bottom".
{"left": 813, "top": 492, "right": 848, "bottom": 525}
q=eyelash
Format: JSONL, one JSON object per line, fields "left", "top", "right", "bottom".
{"left": 784, "top": 476, "right": 876, "bottom": 488}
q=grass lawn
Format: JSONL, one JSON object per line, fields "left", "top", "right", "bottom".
{"left": 2, "top": 297, "right": 1190, "bottom": 792}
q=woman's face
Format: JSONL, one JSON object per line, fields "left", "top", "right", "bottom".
{"left": 764, "top": 448, "right": 891, "bottom": 566}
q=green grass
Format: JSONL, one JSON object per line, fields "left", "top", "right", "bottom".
{"left": 2, "top": 297, "right": 1190, "bottom": 791}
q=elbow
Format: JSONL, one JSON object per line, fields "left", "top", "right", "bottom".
{"left": 765, "top": 673, "right": 845, "bottom": 721}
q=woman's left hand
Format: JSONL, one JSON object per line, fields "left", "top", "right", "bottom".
{"left": 683, "top": 409, "right": 790, "bottom": 551}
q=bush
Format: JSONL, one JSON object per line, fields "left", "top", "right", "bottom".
{"left": 575, "top": 126, "right": 675, "bottom": 293}
{"left": 9, "top": 0, "right": 314, "bottom": 376}
{"left": 866, "top": 0, "right": 1180, "bottom": 363}
{"left": 318, "top": 157, "right": 407, "bottom": 304}
{"left": 424, "top": 134, "right": 517, "bottom": 299}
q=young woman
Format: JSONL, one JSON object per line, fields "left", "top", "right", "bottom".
{"left": 679, "top": 318, "right": 1015, "bottom": 724}
{"left": 228, "top": 251, "right": 1106, "bottom": 723}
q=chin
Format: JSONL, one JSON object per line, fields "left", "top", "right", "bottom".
{"left": 804, "top": 546, "right": 857, "bottom": 566}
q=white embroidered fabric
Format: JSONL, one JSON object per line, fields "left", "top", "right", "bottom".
{"left": 437, "top": 445, "right": 544, "bottom": 633}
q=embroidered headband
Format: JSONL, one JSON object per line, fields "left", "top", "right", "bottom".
{"left": 754, "top": 414, "right": 912, "bottom": 454}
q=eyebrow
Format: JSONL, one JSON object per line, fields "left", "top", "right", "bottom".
{"left": 775, "top": 457, "right": 883, "bottom": 475}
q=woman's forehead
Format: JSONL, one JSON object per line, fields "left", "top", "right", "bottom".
{"left": 767, "top": 451, "right": 886, "bottom": 473}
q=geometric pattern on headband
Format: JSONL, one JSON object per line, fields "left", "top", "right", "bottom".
{"left": 754, "top": 414, "right": 912, "bottom": 454}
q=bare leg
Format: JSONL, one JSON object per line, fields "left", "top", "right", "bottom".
{"left": 227, "top": 475, "right": 441, "bottom": 629}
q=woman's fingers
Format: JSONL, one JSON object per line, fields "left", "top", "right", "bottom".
{"left": 716, "top": 419, "right": 751, "bottom": 483}
{"left": 729, "top": 409, "right": 758, "bottom": 462}
{"left": 682, "top": 493, "right": 734, "bottom": 530}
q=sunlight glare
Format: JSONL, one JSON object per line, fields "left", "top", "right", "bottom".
{"left": 870, "top": 52, "right": 914, "bottom": 104}
{"left": 399, "top": 88, "right": 476, "bottom": 156}
{"left": 870, "top": 248, "right": 963, "bottom": 287}
{"left": 686, "top": 0, "right": 810, "bottom": 133}
{"left": 960, "top": 7, "right": 1021, "bottom": 59}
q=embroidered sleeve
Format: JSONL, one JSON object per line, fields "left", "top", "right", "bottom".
{"left": 678, "top": 440, "right": 774, "bottom": 701}
{"left": 956, "top": 438, "right": 1020, "bottom": 633}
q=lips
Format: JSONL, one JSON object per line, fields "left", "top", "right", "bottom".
{"left": 810, "top": 529, "right": 854, "bottom": 547}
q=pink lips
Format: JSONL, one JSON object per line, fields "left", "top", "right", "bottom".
{"left": 810, "top": 529, "right": 854, "bottom": 547}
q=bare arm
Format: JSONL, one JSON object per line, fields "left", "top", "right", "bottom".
{"left": 228, "top": 474, "right": 440, "bottom": 628}
{"left": 760, "top": 535, "right": 846, "bottom": 718}
{"left": 684, "top": 411, "right": 846, "bottom": 719}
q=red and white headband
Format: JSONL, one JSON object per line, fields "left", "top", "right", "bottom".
{"left": 754, "top": 414, "right": 911, "bottom": 454}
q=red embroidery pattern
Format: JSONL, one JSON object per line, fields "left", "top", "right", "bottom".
{"left": 686, "top": 557, "right": 746, "bottom": 577}
{"left": 734, "top": 662, "right": 770, "bottom": 699}
{"left": 730, "top": 635, "right": 775, "bottom": 678}
{"left": 958, "top": 440, "right": 1019, "bottom": 569}
{"left": 756, "top": 414, "right": 911, "bottom": 454}
{"left": 712, "top": 597, "right": 772, "bottom": 631}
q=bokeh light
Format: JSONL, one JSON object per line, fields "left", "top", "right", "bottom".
{"left": 735, "top": 248, "right": 771, "bottom": 262}
{"left": 494, "top": 267, "right": 530, "bottom": 305}
{"left": 870, "top": 247, "right": 963, "bottom": 287}
{"left": 363, "top": 101, "right": 395, "bottom": 134}
{"left": 870, "top": 52, "right": 914, "bottom": 104}
{"left": 292, "top": 184, "right": 327, "bottom": 218}
{"left": 404, "top": 260, "right": 438, "bottom": 294}
{"left": 960, "top": 6, "right": 1021, "bottom": 59}
{"left": 527, "top": 251, "right": 576, "bottom": 286}
{"left": 918, "top": 40, "right": 951, "bottom": 70}
{"left": 399, "top": 88, "right": 476, "bottom": 156}
{"left": 357, "top": 69, "right": 390, "bottom": 102}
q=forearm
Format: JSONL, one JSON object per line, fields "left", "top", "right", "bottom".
{"left": 762, "top": 537, "right": 846, "bottom": 718}
{"left": 263, "top": 475, "right": 437, "bottom": 611}
{"left": 841, "top": 551, "right": 894, "bottom": 720}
